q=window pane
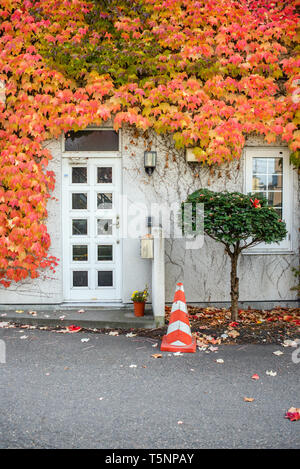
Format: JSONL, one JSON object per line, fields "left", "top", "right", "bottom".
{"left": 97, "top": 219, "right": 112, "bottom": 235}
{"left": 252, "top": 174, "right": 267, "bottom": 191}
{"left": 253, "top": 191, "right": 267, "bottom": 200}
{"left": 268, "top": 174, "right": 282, "bottom": 190}
{"left": 253, "top": 158, "right": 268, "bottom": 174}
{"left": 98, "top": 245, "right": 113, "bottom": 261}
{"left": 268, "top": 157, "right": 283, "bottom": 174}
{"left": 72, "top": 167, "right": 87, "bottom": 183}
{"left": 72, "top": 219, "right": 87, "bottom": 235}
{"left": 72, "top": 245, "right": 88, "bottom": 261}
{"left": 65, "top": 130, "right": 119, "bottom": 151}
{"left": 98, "top": 271, "right": 113, "bottom": 287}
{"left": 97, "top": 193, "right": 113, "bottom": 209}
{"left": 72, "top": 193, "right": 87, "bottom": 210}
{"left": 97, "top": 167, "right": 112, "bottom": 184}
{"left": 73, "top": 271, "right": 88, "bottom": 287}
{"left": 268, "top": 191, "right": 282, "bottom": 208}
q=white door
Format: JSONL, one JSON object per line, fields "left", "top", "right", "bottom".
{"left": 62, "top": 157, "right": 122, "bottom": 302}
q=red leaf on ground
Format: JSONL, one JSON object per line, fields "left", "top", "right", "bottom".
{"left": 67, "top": 325, "right": 82, "bottom": 333}
{"left": 285, "top": 411, "right": 300, "bottom": 422}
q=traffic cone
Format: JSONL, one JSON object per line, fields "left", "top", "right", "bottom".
{"left": 161, "top": 282, "right": 196, "bottom": 353}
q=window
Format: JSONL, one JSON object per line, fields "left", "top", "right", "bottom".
{"left": 244, "top": 147, "right": 292, "bottom": 252}
{"left": 65, "top": 130, "right": 119, "bottom": 152}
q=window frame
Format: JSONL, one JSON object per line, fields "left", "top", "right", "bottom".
{"left": 244, "top": 147, "right": 293, "bottom": 253}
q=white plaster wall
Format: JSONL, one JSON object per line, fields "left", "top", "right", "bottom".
{"left": 121, "top": 128, "right": 299, "bottom": 305}
{"left": 0, "top": 138, "right": 63, "bottom": 304}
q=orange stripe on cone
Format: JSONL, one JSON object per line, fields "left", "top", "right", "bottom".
{"left": 173, "top": 289, "right": 186, "bottom": 303}
{"left": 165, "top": 329, "right": 192, "bottom": 345}
{"left": 168, "top": 310, "right": 190, "bottom": 326}
{"left": 161, "top": 282, "right": 196, "bottom": 353}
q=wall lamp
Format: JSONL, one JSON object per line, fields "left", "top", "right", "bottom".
{"left": 144, "top": 151, "right": 157, "bottom": 175}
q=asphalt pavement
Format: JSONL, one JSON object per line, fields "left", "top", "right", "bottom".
{"left": 0, "top": 327, "right": 299, "bottom": 449}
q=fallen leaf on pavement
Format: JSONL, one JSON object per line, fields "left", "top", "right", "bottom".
{"left": 129, "top": 364, "right": 137, "bottom": 368}
{"left": 108, "top": 331, "right": 119, "bottom": 336}
{"left": 285, "top": 407, "right": 300, "bottom": 422}
{"left": 266, "top": 370, "right": 277, "bottom": 376}
{"left": 244, "top": 397, "right": 255, "bottom": 402}
{"left": 126, "top": 332, "right": 137, "bottom": 338}
{"left": 216, "top": 358, "right": 224, "bottom": 363}
{"left": 20, "top": 335, "right": 28, "bottom": 339}
{"left": 282, "top": 339, "right": 299, "bottom": 348}
{"left": 273, "top": 350, "right": 284, "bottom": 356}
{"left": 81, "top": 338, "right": 90, "bottom": 343}
{"left": 252, "top": 374, "right": 259, "bottom": 380}
{"left": 177, "top": 421, "right": 183, "bottom": 425}
{"left": 15, "top": 310, "right": 24, "bottom": 314}
{"left": 0, "top": 322, "right": 9, "bottom": 328}
{"left": 173, "top": 351, "right": 183, "bottom": 356}
{"left": 28, "top": 311, "right": 37, "bottom": 316}
{"left": 78, "top": 309, "right": 85, "bottom": 313}
{"left": 67, "top": 325, "right": 82, "bottom": 333}
{"left": 151, "top": 354, "right": 162, "bottom": 359}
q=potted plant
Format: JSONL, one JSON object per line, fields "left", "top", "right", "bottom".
{"left": 131, "top": 286, "right": 149, "bottom": 317}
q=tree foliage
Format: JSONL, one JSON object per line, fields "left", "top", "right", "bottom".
{"left": 0, "top": 0, "right": 299, "bottom": 286}
{"left": 182, "top": 189, "right": 287, "bottom": 318}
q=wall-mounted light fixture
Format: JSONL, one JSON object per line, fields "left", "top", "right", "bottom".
{"left": 144, "top": 151, "right": 157, "bottom": 175}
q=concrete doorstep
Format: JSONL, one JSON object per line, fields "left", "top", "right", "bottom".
{"left": 0, "top": 304, "right": 156, "bottom": 330}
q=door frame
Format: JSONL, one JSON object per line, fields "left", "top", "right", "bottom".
{"left": 61, "top": 129, "right": 123, "bottom": 304}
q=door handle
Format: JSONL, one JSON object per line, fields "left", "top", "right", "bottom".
{"left": 113, "top": 215, "right": 120, "bottom": 229}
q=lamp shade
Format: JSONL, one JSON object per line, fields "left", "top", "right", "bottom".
{"left": 144, "top": 151, "right": 157, "bottom": 175}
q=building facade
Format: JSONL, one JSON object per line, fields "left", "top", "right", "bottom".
{"left": 1, "top": 122, "right": 299, "bottom": 319}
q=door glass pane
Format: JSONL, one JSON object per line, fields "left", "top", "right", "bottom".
{"left": 65, "top": 130, "right": 119, "bottom": 151}
{"left": 72, "top": 167, "right": 87, "bottom": 183}
{"left": 98, "top": 270, "right": 113, "bottom": 287}
{"left": 97, "top": 167, "right": 112, "bottom": 184}
{"left": 72, "top": 219, "right": 87, "bottom": 235}
{"left": 72, "top": 245, "right": 88, "bottom": 261}
{"left": 72, "top": 193, "right": 87, "bottom": 210}
{"left": 73, "top": 271, "right": 88, "bottom": 287}
{"left": 98, "top": 245, "right": 113, "bottom": 261}
{"left": 97, "top": 193, "right": 113, "bottom": 209}
{"left": 97, "top": 219, "right": 112, "bottom": 235}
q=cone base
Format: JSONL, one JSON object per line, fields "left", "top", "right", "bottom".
{"left": 160, "top": 336, "right": 196, "bottom": 353}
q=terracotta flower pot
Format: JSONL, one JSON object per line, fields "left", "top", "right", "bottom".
{"left": 133, "top": 302, "right": 145, "bottom": 317}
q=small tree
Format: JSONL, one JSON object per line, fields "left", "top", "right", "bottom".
{"left": 182, "top": 189, "right": 287, "bottom": 320}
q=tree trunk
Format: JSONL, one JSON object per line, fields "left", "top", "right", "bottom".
{"left": 230, "top": 252, "right": 239, "bottom": 321}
